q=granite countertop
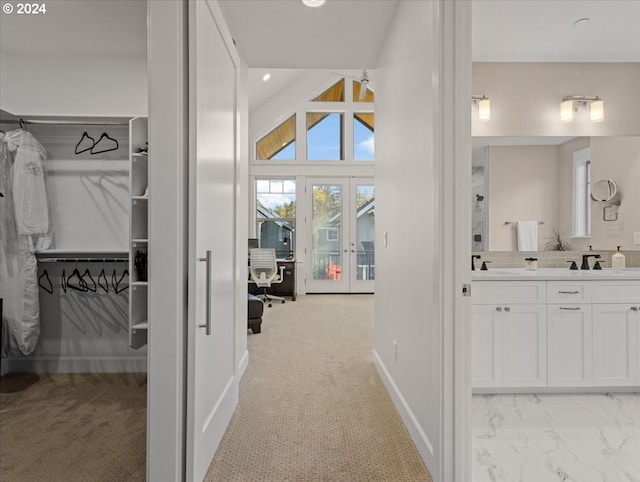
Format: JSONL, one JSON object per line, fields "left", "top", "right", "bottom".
{"left": 471, "top": 268, "right": 640, "bottom": 281}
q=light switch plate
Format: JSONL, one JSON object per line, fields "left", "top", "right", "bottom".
{"left": 634, "top": 231, "right": 640, "bottom": 245}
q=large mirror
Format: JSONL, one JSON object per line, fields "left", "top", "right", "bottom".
{"left": 472, "top": 136, "right": 640, "bottom": 252}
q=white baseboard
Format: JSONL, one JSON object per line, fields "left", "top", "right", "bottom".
{"left": 372, "top": 349, "right": 435, "bottom": 460}
{"left": 2, "top": 356, "right": 147, "bottom": 373}
{"left": 238, "top": 349, "right": 249, "bottom": 378}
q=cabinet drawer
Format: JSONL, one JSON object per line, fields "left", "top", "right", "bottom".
{"left": 592, "top": 281, "right": 640, "bottom": 303}
{"left": 547, "top": 282, "right": 591, "bottom": 304}
{"left": 472, "top": 281, "right": 546, "bottom": 304}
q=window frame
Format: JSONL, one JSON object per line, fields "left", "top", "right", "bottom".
{"left": 571, "top": 148, "right": 591, "bottom": 239}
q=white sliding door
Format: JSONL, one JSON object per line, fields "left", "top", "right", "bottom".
{"left": 186, "top": 1, "right": 238, "bottom": 481}
{"left": 306, "top": 177, "right": 374, "bottom": 293}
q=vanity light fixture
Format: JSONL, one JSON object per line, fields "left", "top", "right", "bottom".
{"left": 302, "top": 0, "right": 326, "bottom": 7}
{"left": 472, "top": 95, "right": 491, "bottom": 121}
{"left": 560, "top": 95, "right": 604, "bottom": 123}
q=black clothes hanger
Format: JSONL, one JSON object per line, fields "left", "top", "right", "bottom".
{"left": 82, "top": 268, "right": 97, "bottom": 293}
{"left": 61, "top": 268, "right": 68, "bottom": 293}
{"left": 18, "top": 118, "right": 27, "bottom": 130}
{"left": 67, "top": 267, "right": 88, "bottom": 292}
{"left": 115, "top": 269, "right": 129, "bottom": 294}
{"left": 75, "top": 131, "right": 95, "bottom": 155}
{"left": 38, "top": 270, "right": 53, "bottom": 294}
{"left": 98, "top": 268, "right": 109, "bottom": 293}
{"left": 91, "top": 132, "right": 119, "bottom": 154}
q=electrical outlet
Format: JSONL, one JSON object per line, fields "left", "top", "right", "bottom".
{"left": 393, "top": 340, "right": 398, "bottom": 361}
{"left": 634, "top": 231, "right": 640, "bottom": 245}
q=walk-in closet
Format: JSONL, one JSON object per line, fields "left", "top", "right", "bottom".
{"left": 0, "top": 1, "right": 149, "bottom": 479}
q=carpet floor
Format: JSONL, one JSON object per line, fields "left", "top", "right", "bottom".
{"left": 205, "top": 294, "right": 432, "bottom": 482}
{"left": 0, "top": 372, "right": 146, "bottom": 481}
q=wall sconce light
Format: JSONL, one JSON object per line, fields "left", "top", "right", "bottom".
{"left": 560, "top": 95, "right": 604, "bottom": 123}
{"left": 472, "top": 95, "right": 491, "bottom": 121}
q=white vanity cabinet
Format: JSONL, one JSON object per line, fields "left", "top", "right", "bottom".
{"left": 547, "top": 282, "right": 593, "bottom": 387}
{"left": 472, "top": 276, "right": 640, "bottom": 391}
{"left": 591, "top": 281, "right": 640, "bottom": 386}
{"left": 471, "top": 281, "right": 547, "bottom": 388}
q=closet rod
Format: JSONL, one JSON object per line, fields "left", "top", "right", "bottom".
{"left": 0, "top": 119, "right": 129, "bottom": 127}
{"left": 37, "top": 257, "right": 129, "bottom": 263}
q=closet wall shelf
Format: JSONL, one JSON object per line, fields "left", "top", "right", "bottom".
{"left": 129, "top": 116, "right": 149, "bottom": 350}
{"left": 35, "top": 249, "right": 128, "bottom": 257}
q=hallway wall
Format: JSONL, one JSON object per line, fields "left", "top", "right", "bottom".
{"left": 374, "top": 1, "right": 441, "bottom": 479}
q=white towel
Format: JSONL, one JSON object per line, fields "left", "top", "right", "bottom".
{"left": 517, "top": 221, "right": 538, "bottom": 251}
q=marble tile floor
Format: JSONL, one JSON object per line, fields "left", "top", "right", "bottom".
{"left": 472, "top": 393, "right": 640, "bottom": 482}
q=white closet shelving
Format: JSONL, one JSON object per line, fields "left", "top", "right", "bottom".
{"left": 129, "top": 116, "right": 149, "bottom": 349}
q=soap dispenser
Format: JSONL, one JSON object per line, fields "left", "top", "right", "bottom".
{"left": 612, "top": 246, "right": 626, "bottom": 269}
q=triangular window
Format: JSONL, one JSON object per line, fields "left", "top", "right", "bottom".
{"left": 313, "top": 79, "right": 345, "bottom": 102}
{"left": 256, "top": 114, "right": 296, "bottom": 160}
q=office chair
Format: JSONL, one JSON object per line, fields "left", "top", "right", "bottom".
{"left": 249, "top": 248, "right": 285, "bottom": 307}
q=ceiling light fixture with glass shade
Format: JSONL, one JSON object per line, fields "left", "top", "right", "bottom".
{"left": 560, "top": 95, "right": 604, "bottom": 123}
{"left": 302, "top": 0, "right": 326, "bottom": 7}
{"left": 472, "top": 95, "right": 491, "bottom": 121}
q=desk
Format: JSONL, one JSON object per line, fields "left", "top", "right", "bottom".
{"left": 249, "top": 259, "right": 297, "bottom": 301}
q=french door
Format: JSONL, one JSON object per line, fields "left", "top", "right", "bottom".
{"left": 306, "top": 177, "right": 375, "bottom": 293}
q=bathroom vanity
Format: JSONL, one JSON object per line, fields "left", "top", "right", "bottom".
{"left": 471, "top": 268, "right": 640, "bottom": 392}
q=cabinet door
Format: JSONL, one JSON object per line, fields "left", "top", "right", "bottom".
{"left": 593, "top": 304, "right": 638, "bottom": 386}
{"left": 502, "top": 304, "right": 547, "bottom": 387}
{"left": 471, "top": 305, "right": 502, "bottom": 388}
{"left": 547, "top": 304, "right": 592, "bottom": 387}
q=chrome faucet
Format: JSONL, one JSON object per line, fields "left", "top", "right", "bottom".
{"left": 581, "top": 254, "right": 601, "bottom": 270}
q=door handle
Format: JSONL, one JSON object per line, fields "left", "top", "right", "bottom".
{"left": 198, "top": 250, "right": 212, "bottom": 335}
{"left": 631, "top": 306, "right": 638, "bottom": 312}
{"left": 558, "top": 291, "right": 579, "bottom": 294}
{"left": 504, "top": 307, "right": 510, "bottom": 312}
{"left": 496, "top": 307, "right": 502, "bottom": 312}
{"left": 560, "top": 307, "right": 580, "bottom": 311}
{"left": 343, "top": 249, "right": 348, "bottom": 253}
{"left": 351, "top": 249, "right": 355, "bottom": 253}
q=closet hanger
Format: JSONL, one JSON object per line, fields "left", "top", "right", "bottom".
{"left": 114, "top": 268, "right": 129, "bottom": 294}
{"left": 82, "top": 268, "right": 97, "bottom": 293}
{"left": 38, "top": 270, "right": 54, "bottom": 294}
{"left": 75, "top": 131, "right": 95, "bottom": 155}
{"left": 18, "top": 118, "right": 27, "bottom": 130}
{"left": 61, "top": 268, "right": 68, "bottom": 293}
{"left": 98, "top": 264, "right": 109, "bottom": 293}
{"left": 91, "top": 131, "right": 119, "bottom": 154}
{"left": 67, "top": 267, "right": 88, "bottom": 292}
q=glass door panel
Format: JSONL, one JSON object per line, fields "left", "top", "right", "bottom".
{"left": 306, "top": 178, "right": 374, "bottom": 293}
{"left": 308, "top": 182, "right": 349, "bottom": 292}
{"left": 353, "top": 183, "right": 375, "bottom": 289}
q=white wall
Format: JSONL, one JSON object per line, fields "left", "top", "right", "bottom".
{"left": 374, "top": 1, "right": 441, "bottom": 478}
{"left": 472, "top": 63, "right": 640, "bottom": 137}
{"left": 0, "top": 51, "right": 147, "bottom": 118}
{"left": 488, "top": 145, "right": 560, "bottom": 251}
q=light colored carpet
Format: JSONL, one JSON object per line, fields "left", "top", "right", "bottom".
{"left": 0, "top": 372, "right": 146, "bottom": 481}
{"left": 206, "top": 294, "right": 432, "bottom": 482}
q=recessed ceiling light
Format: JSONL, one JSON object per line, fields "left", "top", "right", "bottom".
{"left": 302, "top": 0, "right": 326, "bottom": 7}
{"left": 262, "top": 73, "right": 271, "bottom": 82}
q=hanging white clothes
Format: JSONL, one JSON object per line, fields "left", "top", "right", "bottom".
{"left": 0, "top": 129, "right": 51, "bottom": 356}
{"left": 5, "top": 129, "right": 50, "bottom": 237}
